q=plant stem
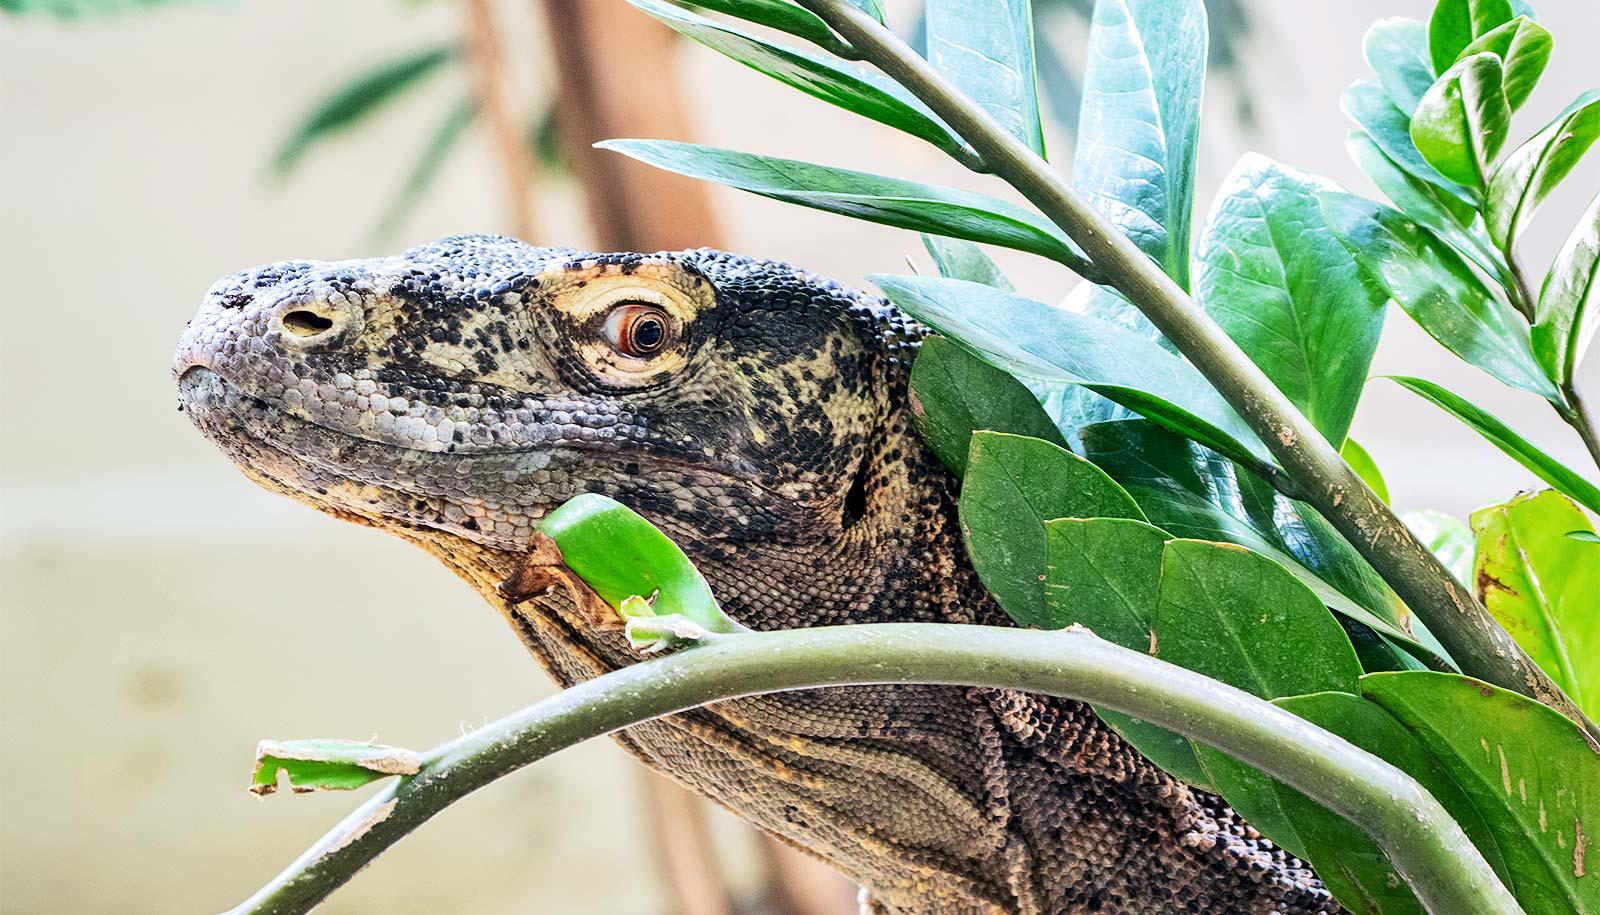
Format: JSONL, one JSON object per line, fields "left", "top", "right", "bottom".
{"left": 796, "top": 0, "right": 1600, "bottom": 742}
{"left": 1563, "top": 384, "right": 1600, "bottom": 474}
{"left": 225, "top": 625, "right": 1519, "bottom": 915}
{"left": 1505, "top": 250, "right": 1539, "bottom": 324}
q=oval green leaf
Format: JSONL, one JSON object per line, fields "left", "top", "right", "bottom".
{"left": 1342, "top": 80, "right": 1477, "bottom": 207}
{"left": 1427, "top": 0, "right": 1515, "bottom": 74}
{"left": 1533, "top": 189, "right": 1600, "bottom": 386}
{"left": 908, "top": 337, "right": 1065, "bottom": 477}
{"left": 926, "top": 0, "right": 1044, "bottom": 156}
{"left": 1486, "top": 90, "right": 1600, "bottom": 249}
{"left": 1364, "top": 17, "right": 1436, "bottom": 116}
{"left": 1411, "top": 53, "right": 1511, "bottom": 189}
{"left": 1346, "top": 131, "right": 1501, "bottom": 276}
{"left": 1458, "top": 15, "right": 1551, "bottom": 112}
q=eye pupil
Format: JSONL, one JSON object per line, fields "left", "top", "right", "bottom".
{"left": 632, "top": 317, "right": 665, "bottom": 351}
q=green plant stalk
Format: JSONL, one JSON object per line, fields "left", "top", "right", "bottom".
{"left": 795, "top": 0, "right": 1599, "bottom": 741}
{"left": 1563, "top": 383, "right": 1600, "bottom": 473}
{"left": 226, "top": 625, "right": 1518, "bottom": 915}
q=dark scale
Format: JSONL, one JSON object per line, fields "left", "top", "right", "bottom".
{"left": 175, "top": 234, "right": 1343, "bottom": 915}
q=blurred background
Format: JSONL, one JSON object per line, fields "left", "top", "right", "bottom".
{"left": 2, "top": 0, "right": 1596, "bottom": 912}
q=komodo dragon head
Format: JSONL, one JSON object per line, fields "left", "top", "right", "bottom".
{"left": 175, "top": 234, "right": 1337, "bottom": 915}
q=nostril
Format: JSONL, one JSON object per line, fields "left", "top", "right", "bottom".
{"left": 282, "top": 309, "right": 336, "bottom": 337}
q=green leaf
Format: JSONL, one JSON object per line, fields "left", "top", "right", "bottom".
{"left": 626, "top": 0, "right": 968, "bottom": 159}
{"left": 1458, "top": 16, "right": 1551, "bottom": 111}
{"left": 1343, "top": 80, "right": 1477, "bottom": 208}
{"left": 1079, "top": 421, "right": 1427, "bottom": 657}
{"left": 1385, "top": 376, "right": 1600, "bottom": 514}
{"left": 1074, "top": 0, "right": 1206, "bottom": 288}
{"left": 1346, "top": 131, "right": 1500, "bottom": 274}
{"left": 1340, "top": 438, "right": 1391, "bottom": 505}
{"left": 370, "top": 97, "right": 478, "bottom": 243}
{"left": 679, "top": 0, "right": 846, "bottom": 52}
{"left": 1427, "top": 0, "right": 1514, "bottom": 74}
{"left": 1044, "top": 517, "right": 1214, "bottom": 790}
{"left": 601, "top": 140, "right": 1090, "bottom": 268}
{"left": 920, "top": 235, "right": 1014, "bottom": 290}
{"left": 1270, "top": 692, "right": 1510, "bottom": 915}
{"left": 1411, "top": 53, "right": 1511, "bottom": 190}
{"left": 1323, "top": 192, "right": 1559, "bottom": 401}
{"left": 1569, "top": 531, "right": 1600, "bottom": 544}
{"left": 1364, "top": 17, "right": 1436, "bottom": 116}
{"left": 908, "top": 337, "right": 1065, "bottom": 476}
{"left": 959, "top": 431, "right": 1144, "bottom": 628}
{"left": 250, "top": 739, "right": 421, "bottom": 796}
{"left": 926, "top": 0, "right": 1044, "bottom": 155}
{"left": 1363, "top": 671, "right": 1600, "bottom": 915}
{"left": 1195, "top": 154, "right": 1388, "bottom": 446}
{"left": 271, "top": 45, "right": 459, "bottom": 177}
{"left": 539, "top": 494, "right": 742, "bottom": 634}
{"left": 1487, "top": 91, "right": 1600, "bottom": 251}
{"left": 871, "top": 275, "right": 1271, "bottom": 467}
{"left": 1533, "top": 190, "right": 1600, "bottom": 386}
{"left": 1471, "top": 491, "right": 1600, "bottom": 716}
{"left": 1401, "top": 509, "right": 1475, "bottom": 583}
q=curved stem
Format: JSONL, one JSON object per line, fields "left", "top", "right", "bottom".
{"left": 227, "top": 625, "right": 1517, "bottom": 915}
{"left": 1562, "top": 384, "right": 1600, "bottom": 474}
{"left": 794, "top": 0, "right": 1599, "bottom": 742}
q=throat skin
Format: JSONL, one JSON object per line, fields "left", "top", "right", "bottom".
{"left": 173, "top": 236, "right": 1341, "bottom": 915}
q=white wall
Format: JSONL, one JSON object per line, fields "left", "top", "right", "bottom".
{"left": 2, "top": 1, "right": 1596, "bottom": 911}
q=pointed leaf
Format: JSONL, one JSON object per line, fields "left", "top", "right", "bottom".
{"left": 1411, "top": 53, "right": 1511, "bottom": 189}
{"left": 926, "top": 0, "right": 1044, "bottom": 155}
{"left": 1385, "top": 376, "right": 1600, "bottom": 514}
{"left": 1402, "top": 509, "right": 1475, "bottom": 584}
{"left": 1195, "top": 154, "right": 1388, "bottom": 446}
{"left": 1486, "top": 91, "right": 1600, "bottom": 250}
{"left": 1079, "top": 421, "right": 1427, "bottom": 657}
{"left": 1427, "top": 0, "right": 1515, "bottom": 73}
{"left": 1347, "top": 131, "right": 1501, "bottom": 274}
{"left": 1342, "top": 80, "right": 1477, "bottom": 207}
{"left": 1340, "top": 438, "right": 1391, "bottom": 505}
{"left": 1533, "top": 189, "right": 1600, "bottom": 385}
{"left": 1074, "top": 0, "right": 1206, "bottom": 288}
{"left": 271, "top": 45, "right": 459, "bottom": 177}
{"left": 872, "top": 275, "right": 1270, "bottom": 467}
{"left": 959, "top": 432, "right": 1143, "bottom": 628}
{"left": 908, "top": 337, "right": 1064, "bottom": 476}
{"left": 1365, "top": 17, "right": 1436, "bottom": 116}
{"left": 1458, "top": 15, "right": 1551, "bottom": 111}
{"left": 626, "top": 0, "right": 968, "bottom": 158}
{"left": 678, "top": 0, "right": 846, "bottom": 52}
{"left": 1362, "top": 671, "right": 1600, "bottom": 915}
{"left": 1323, "top": 192, "right": 1559, "bottom": 400}
{"left": 920, "top": 235, "right": 1013, "bottom": 290}
{"left": 601, "top": 141, "right": 1089, "bottom": 268}
{"left": 1471, "top": 490, "right": 1600, "bottom": 716}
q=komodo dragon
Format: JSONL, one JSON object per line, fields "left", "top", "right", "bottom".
{"left": 174, "top": 234, "right": 1338, "bottom": 914}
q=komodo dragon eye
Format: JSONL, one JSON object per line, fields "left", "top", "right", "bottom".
{"left": 604, "top": 303, "right": 672, "bottom": 358}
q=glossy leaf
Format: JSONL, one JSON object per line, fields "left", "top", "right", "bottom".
{"left": 920, "top": 235, "right": 1013, "bottom": 290}
{"left": 1046, "top": 516, "right": 1213, "bottom": 790}
{"left": 926, "top": 0, "right": 1044, "bottom": 155}
{"left": 1569, "top": 531, "right": 1600, "bottom": 544}
{"left": 1364, "top": 17, "right": 1436, "bottom": 116}
{"left": 250, "top": 739, "right": 421, "bottom": 796}
{"left": 908, "top": 337, "right": 1065, "bottom": 476}
{"left": 271, "top": 45, "right": 459, "bottom": 177}
{"left": 1363, "top": 671, "right": 1600, "bottom": 915}
{"left": 871, "top": 275, "right": 1271, "bottom": 467}
{"left": 627, "top": 0, "right": 968, "bottom": 158}
{"left": 540, "top": 494, "right": 743, "bottom": 634}
{"left": 1346, "top": 131, "right": 1499, "bottom": 273}
{"left": 1195, "top": 154, "right": 1388, "bottom": 446}
{"left": 1386, "top": 376, "right": 1600, "bottom": 513}
{"left": 602, "top": 141, "right": 1089, "bottom": 268}
{"left": 1074, "top": 0, "right": 1206, "bottom": 288}
{"left": 679, "top": 0, "right": 846, "bottom": 52}
{"left": 1533, "top": 190, "right": 1600, "bottom": 386}
{"left": 371, "top": 97, "right": 478, "bottom": 243}
{"left": 959, "top": 432, "right": 1143, "bottom": 628}
{"left": 1022, "top": 285, "right": 1147, "bottom": 452}
{"left": 1323, "top": 192, "right": 1559, "bottom": 401}
{"left": 1459, "top": 15, "right": 1551, "bottom": 111}
{"left": 1079, "top": 421, "right": 1426, "bottom": 656}
{"left": 1471, "top": 490, "right": 1600, "bottom": 716}
{"left": 1401, "top": 509, "right": 1475, "bottom": 583}
{"left": 1270, "top": 693, "right": 1510, "bottom": 915}
{"left": 1340, "top": 438, "right": 1391, "bottom": 505}
{"left": 1411, "top": 53, "right": 1511, "bottom": 189}
{"left": 1487, "top": 91, "right": 1600, "bottom": 250}
{"left": 1342, "top": 80, "right": 1476, "bottom": 207}
{"left": 1427, "top": 0, "right": 1515, "bottom": 74}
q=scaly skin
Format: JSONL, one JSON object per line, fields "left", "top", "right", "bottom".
{"left": 175, "top": 234, "right": 1338, "bottom": 914}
